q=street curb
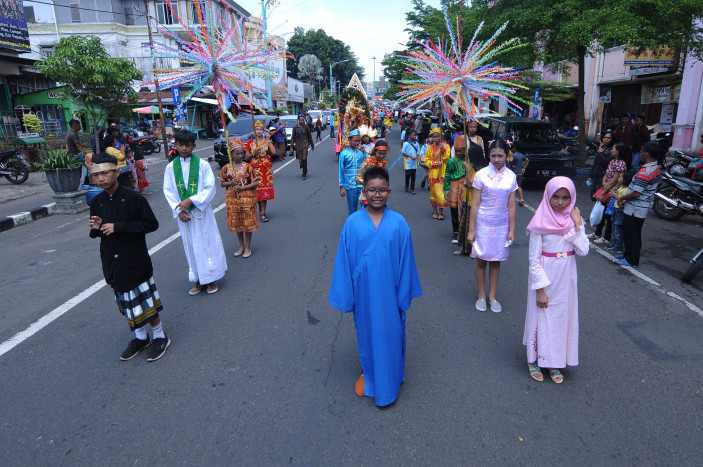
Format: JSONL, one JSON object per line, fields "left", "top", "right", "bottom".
{"left": 0, "top": 203, "right": 57, "bottom": 233}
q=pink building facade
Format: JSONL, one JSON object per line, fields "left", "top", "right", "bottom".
{"left": 533, "top": 44, "right": 703, "bottom": 154}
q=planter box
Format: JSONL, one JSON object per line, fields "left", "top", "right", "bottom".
{"left": 45, "top": 167, "right": 82, "bottom": 193}
{"left": 51, "top": 191, "right": 89, "bottom": 215}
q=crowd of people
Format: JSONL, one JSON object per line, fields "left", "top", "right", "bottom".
{"left": 82, "top": 106, "right": 668, "bottom": 407}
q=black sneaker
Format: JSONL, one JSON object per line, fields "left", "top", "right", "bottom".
{"left": 147, "top": 335, "right": 171, "bottom": 362}
{"left": 120, "top": 337, "right": 150, "bottom": 361}
{"left": 405, "top": 186, "right": 409, "bottom": 192}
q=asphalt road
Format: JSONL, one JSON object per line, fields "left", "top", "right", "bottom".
{"left": 1, "top": 133, "right": 702, "bottom": 465}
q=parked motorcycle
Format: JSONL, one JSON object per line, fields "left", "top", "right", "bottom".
{"left": 0, "top": 148, "right": 30, "bottom": 184}
{"left": 653, "top": 171, "right": 703, "bottom": 220}
{"left": 127, "top": 130, "right": 161, "bottom": 158}
{"left": 666, "top": 150, "right": 695, "bottom": 178}
{"left": 682, "top": 247, "right": 703, "bottom": 282}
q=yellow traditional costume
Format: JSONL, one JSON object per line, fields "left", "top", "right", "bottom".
{"left": 424, "top": 127, "right": 450, "bottom": 208}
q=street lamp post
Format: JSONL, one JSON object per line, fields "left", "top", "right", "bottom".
{"left": 330, "top": 59, "right": 349, "bottom": 96}
{"left": 372, "top": 56, "right": 377, "bottom": 100}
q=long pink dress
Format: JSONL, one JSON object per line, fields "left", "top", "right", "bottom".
{"left": 472, "top": 164, "right": 517, "bottom": 261}
{"left": 522, "top": 228, "right": 589, "bottom": 368}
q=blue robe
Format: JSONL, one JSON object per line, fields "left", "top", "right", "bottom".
{"left": 329, "top": 207, "right": 423, "bottom": 406}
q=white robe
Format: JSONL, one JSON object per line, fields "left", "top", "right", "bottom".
{"left": 163, "top": 156, "right": 227, "bottom": 284}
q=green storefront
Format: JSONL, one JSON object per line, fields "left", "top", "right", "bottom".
{"left": 13, "top": 86, "right": 101, "bottom": 135}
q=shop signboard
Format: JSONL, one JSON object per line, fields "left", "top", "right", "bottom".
{"left": 286, "top": 77, "right": 304, "bottom": 103}
{"left": 641, "top": 83, "right": 681, "bottom": 104}
{"left": 625, "top": 48, "right": 677, "bottom": 65}
{"left": 0, "top": 0, "right": 31, "bottom": 52}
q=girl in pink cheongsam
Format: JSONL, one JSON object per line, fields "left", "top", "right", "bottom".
{"left": 467, "top": 138, "right": 517, "bottom": 313}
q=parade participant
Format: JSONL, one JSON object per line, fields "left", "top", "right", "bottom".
{"left": 615, "top": 141, "right": 663, "bottom": 268}
{"left": 338, "top": 129, "right": 366, "bottom": 215}
{"left": 314, "top": 117, "right": 323, "bottom": 142}
{"left": 329, "top": 166, "right": 423, "bottom": 407}
{"left": 467, "top": 120, "right": 484, "bottom": 155}
{"left": 523, "top": 177, "right": 589, "bottom": 383}
{"left": 220, "top": 138, "right": 259, "bottom": 258}
{"left": 355, "top": 139, "right": 389, "bottom": 206}
{"left": 163, "top": 129, "right": 227, "bottom": 295}
{"left": 374, "top": 117, "right": 387, "bottom": 139}
{"left": 292, "top": 113, "right": 314, "bottom": 180}
{"left": 270, "top": 117, "right": 287, "bottom": 161}
{"left": 424, "top": 127, "right": 450, "bottom": 220}
{"left": 245, "top": 120, "right": 276, "bottom": 223}
{"left": 443, "top": 134, "right": 467, "bottom": 243}
{"left": 467, "top": 138, "right": 517, "bottom": 312}
{"left": 88, "top": 152, "right": 170, "bottom": 362}
{"left": 360, "top": 132, "right": 375, "bottom": 155}
{"left": 104, "top": 135, "right": 132, "bottom": 189}
{"left": 402, "top": 129, "right": 421, "bottom": 194}
{"left": 454, "top": 141, "right": 486, "bottom": 255}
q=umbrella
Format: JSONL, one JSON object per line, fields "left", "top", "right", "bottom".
{"left": 132, "top": 106, "right": 171, "bottom": 114}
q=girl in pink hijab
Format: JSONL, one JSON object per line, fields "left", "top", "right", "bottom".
{"left": 523, "top": 177, "right": 589, "bottom": 384}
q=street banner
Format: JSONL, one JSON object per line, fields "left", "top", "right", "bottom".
{"left": 171, "top": 86, "right": 185, "bottom": 123}
{"left": 0, "top": 0, "right": 31, "bottom": 52}
{"left": 641, "top": 83, "right": 681, "bottom": 104}
{"left": 533, "top": 88, "right": 540, "bottom": 118}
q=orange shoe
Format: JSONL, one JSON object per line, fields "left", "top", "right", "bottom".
{"left": 355, "top": 375, "right": 365, "bottom": 396}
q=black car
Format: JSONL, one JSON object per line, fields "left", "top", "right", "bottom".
{"left": 213, "top": 116, "right": 276, "bottom": 167}
{"left": 481, "top": 116, "right": 577, "bottom": 181}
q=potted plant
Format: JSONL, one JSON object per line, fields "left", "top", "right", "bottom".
{"left": 35, "top": 149, "right": 83, "bottom": 193}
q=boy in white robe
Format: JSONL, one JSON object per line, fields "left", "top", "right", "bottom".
{"left": 163, "top": 129, "right": 227, "bottom": 294}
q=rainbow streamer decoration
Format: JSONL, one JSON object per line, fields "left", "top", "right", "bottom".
{"left": 145, "top": 0, "right": 289, "bottom": 117}
{"left": 399, "top": 6, "right": 528, "bottom": 119}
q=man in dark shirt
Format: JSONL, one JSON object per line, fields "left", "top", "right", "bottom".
{"left": 66, "top": 119, "right": 86, "bottom": 159}
{"left": 270, "top": 117, "right": 287, "bottom": 161}
{"left": 631, "top": 115, "right": 651, "bottom": 171}
{"left": 615, "top": 114, "right": 635, "bottom": 148}
{"left": 292, "top": 114, "right": 314, "bottom": 179}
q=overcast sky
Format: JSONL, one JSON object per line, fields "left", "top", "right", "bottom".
{"left": 237, "top": 0, "right": 443, "bottom": 83}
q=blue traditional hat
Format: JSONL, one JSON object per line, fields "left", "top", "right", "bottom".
{"left": 349, "top": 129, "right": 361, "bottom": 137}
{"left": 297, "top": 113, "right": 305, "bottom": 118}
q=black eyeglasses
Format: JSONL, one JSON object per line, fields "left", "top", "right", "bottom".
{"left": 365, "top": 188, "right": 390, "bottom": 196}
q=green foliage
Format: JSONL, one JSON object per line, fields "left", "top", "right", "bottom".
{"left": 339, "top": 87, "right": 370, "bottom": 120}
{"left": 34, "top": 148, "right": 82, "bottom": 174}
{"left": 286, "top": 28, "right": 365, "bottom": 87}
{"left": 22, "top": 113, "right": 43, "bottom": 133}
{"left": 298, "top": 54, "right": 324, "bottom": 85}
{"left": 37, "top": 36, "right": 142, "bottom": 127}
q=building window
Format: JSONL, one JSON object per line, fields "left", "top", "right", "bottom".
{"left": 124, "top": 1, "right": 136, "bottom": 26}
{"left": 69, "top": 1, "right": 81, "bottom": 23}
{"left": 24, "top": 6, "right": 35, "bottom": 23}
{"left": 155, "top": 1, "right": 178, "bottom": 25}
{"left": 40, "top": 45, "right": 54, "bottom": 57}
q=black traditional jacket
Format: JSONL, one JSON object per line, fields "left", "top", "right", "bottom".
{"left": 89, "top": 185, "right": 159, "bottom": 292}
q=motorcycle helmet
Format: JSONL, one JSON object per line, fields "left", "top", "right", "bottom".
{"left": 670, "top": 164, "right": 687, "bottom": 176}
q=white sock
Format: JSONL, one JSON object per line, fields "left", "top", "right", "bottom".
{"left": 151, "top": 322, "right": 165, "bottom": 339}
{"left": 134, "top": 327, "right": 148, "bottom": 340}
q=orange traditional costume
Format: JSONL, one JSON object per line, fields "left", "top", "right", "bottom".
{"left": 245, "top": 121, "right": 275, "bottom": 201}
{"left": 220, "top": 138, "right": 259, "bottom": 233}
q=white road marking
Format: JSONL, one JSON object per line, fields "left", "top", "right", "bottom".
{"left": 0, "top": 137, "right": 328, "bottom": 357}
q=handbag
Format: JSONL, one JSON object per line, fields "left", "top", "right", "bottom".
{"left": 589, "top": 201, "right": 605, "bottom": 226}
{"left": 594, "top": 186, "right": 612, "bottom": 206}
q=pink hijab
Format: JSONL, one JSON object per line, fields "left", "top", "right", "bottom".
{"left": 526, "top": 176, "right": 576, "bottom": 235}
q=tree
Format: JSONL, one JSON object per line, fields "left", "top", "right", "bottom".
{"left": 298, "top": 54, "right": 323, "bottom": 85}
{"left": 37, "top": 35, "right": 142, "bottom": 130}
{"left": 286, "top": 28, "right": 364, "bottom": 89}
{"left": 401, "top": 0, "right": 703, "bottom": 164}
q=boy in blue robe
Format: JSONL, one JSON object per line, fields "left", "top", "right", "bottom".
{"left": 329, "top": 167, "right": 423, "bottom": 407}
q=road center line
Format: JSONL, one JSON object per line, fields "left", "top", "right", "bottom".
{"left": 0, "top": 141, "right": 313, "bottom": 358}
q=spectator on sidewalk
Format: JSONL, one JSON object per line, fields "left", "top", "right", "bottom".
{"left": 66, "top": 119, "right": 86, "bottom": 160}
{"left": 614, "top": 142, "right": 664, "bottom": 268}
{"left": 615, "top": 114, "right": 635, "bottom": 148}
{"left": 631, "top": 115, "right": 651, "bottom": 171}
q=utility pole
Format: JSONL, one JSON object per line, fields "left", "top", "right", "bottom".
{"left": 262, "top": 0, "right": 273, "bottom": 109}
{"left": 372, "top": 56, "right": 377, "bottom": 101}
{"left": 143, "top": 0, "right": 168, "bottom": 156}
{"left": 330, "top": 59, "right": 349, "bottom": 96}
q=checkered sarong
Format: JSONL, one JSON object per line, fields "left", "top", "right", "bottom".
{"left": 115, "top": 277, "right": 162, "bottom": 330}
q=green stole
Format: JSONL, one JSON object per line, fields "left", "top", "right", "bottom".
{"left": 173, "top": 156, "right": 200, "bottom": 212}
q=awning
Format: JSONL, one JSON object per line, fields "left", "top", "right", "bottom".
{"left": 132, "top": 105, "right": 171, "bottom": 114}
{"left": 13, "top": 137, "right": 46, "bottom": 145}
{"left": 190, "top": 97, "right": 219, "bottom": 106}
